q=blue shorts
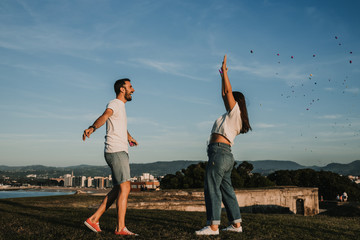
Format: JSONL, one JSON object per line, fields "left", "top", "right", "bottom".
{"left": 104, "top": 151, "right": 131, "bottom": 185}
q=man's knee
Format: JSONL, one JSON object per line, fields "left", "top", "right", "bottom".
{"left": 120, "top": 181, "right": 131, "bottom": 193}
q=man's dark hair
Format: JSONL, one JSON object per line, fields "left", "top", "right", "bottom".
{"left": 114, "top": 78, "right": 130, "bottom": 96}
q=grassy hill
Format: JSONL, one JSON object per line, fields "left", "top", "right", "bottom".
{"left": 0, "top": 194, "right": 359, "bottom": 240}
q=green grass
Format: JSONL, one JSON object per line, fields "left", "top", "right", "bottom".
{"left": 0, "top": 195, "right": 359, "bottom": 240}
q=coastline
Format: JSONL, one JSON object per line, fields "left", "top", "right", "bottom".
{"left": 0, "top": 185, "right": 110, "bottom": 194}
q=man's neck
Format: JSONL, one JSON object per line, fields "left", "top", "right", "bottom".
{"left": 116, "top": 95, "right": 127, "bottom": 103}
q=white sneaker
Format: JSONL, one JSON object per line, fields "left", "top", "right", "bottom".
{"left": 222, "top": 225, "right": 243, "bottom": 232}
{"left": 195, "top": 226, "right": 219, "bottom": 235}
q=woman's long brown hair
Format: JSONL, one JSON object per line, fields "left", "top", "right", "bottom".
{"left": 233, "top": 91, "right": 252, "bottom": 134}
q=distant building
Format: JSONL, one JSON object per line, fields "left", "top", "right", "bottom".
{"left": 104, "top": 177, "right": 112, "bottom": 188}
{"left": 93, "top": 177, "right": 105, "bottom": 189}
{"left": 137, "top": 173, "right": 154, "bottom": 182}
{"left": 26, "top": 174, "right": 37, "bottom": 178}
{"left": 348, "top": 175, "right": 360, "bottom": 184}
{"left": 74, "top": 176, "right": 87, "bottom": 188}
{"left": 130, "top": 173, "right": 160, "bottom": 192}
{"left": 85, "top": 177, "right": 93, "bottom": 188}
{"left": 50, "top": 177, "right": 64, "bottom": 185}
{"left": 63, "top": 174, "right": 73, "bottom": 187}
{"left": 131, "top": 181, "right": 160, "bottom": 192}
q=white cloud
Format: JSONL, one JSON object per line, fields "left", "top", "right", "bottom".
{"left": 230, "top": 58, "right": 307, "bottom": 86}
{"left": 133, "top": 58, "right": 209, "bottom": 82}
{"left": 128, "top": 117, "right": 160, "bottom": 127}
{"left": 316, "top": 115, "right": 342, "bottom": 119}
{"left": 196, "top": 120, "right": 213, "bottom": 130}
{"left": 344, "top": 88, "right": 359, "bottom": 94}
{"left": 324, "top": 87, "right": 335, "bottom": 91}
{"left": 255, "top": 123, "right": 276, "bottom": 128}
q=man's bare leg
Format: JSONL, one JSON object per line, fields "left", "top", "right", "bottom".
{"left": 116, "top": 181, "right": 131, "bottom": 231}
{"left": 88, "top": 185, "right": 120, "bottom": 223}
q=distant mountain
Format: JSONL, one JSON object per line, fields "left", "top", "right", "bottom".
{"left": 1, "top": 160, "right": 359, "bottom": 178}
{"left": 130, "top": 160, "right": 200, "bottom": 177}
{"left": 246, "top": 160, "right": 306, "bottom": 175}
{"left": 320, "top": 160, "right": 360, "bottom": 176}
{"left": 248, "top": 160, "right": 360, "bottom": 176}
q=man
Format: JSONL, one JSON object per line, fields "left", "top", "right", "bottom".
{"left": 82, "top": 78, "right": 138, "bottom": 236}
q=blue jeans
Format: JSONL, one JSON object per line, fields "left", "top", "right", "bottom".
{"left": 204, "top": 143, "right": 242, "bottom": 225}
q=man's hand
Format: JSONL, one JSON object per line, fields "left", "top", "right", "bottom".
{"left": 128, "top": 137, "right": 138, "bottom": 147}
{"left": 82, "top": 128, "right": 94, "bottom": 141}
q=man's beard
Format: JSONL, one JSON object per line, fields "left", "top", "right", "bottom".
{"left": 125, "top": 91, "right": 132, "bottom": 101}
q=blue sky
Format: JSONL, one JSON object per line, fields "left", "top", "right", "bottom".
{"left": 0, "top": 0, "right": 359, "bottom": 167}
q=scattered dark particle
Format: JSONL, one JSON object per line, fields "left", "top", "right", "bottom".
{"left": 250, "top": 50, "right": 253, "bottom": 53}
{"left": 313, "top": 54, "right": 316, "bottom": 57}
{"left": 339, "top": 43, "right": 342, "bottom": 46}
{"left": 291, "top": 56, "right": 294, "bottom": 59}
{"left": 350, "top": 51, "right": 353, "bottom": 54}
{"left": 314, "top": 82, "right": 317, "bottom": 85}
{"left": 335, "top": 36, "right": 338, "bottom": 39}
{"left": 350, "top": 60, "right": 352, "bottom": 64}
{"left": 277, "top": 53, "right": 280, "bottom": 56}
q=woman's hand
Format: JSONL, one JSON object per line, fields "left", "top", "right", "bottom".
{"left": 222, "top": 54, "right": 228, "bottom": 72}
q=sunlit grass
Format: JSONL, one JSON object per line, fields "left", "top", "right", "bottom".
{"left": 0, "top": 195, "right": 359, "bottom": 240}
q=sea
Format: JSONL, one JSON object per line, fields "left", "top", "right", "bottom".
{"left": 0, "top": 190, "right": 76, "bottom": 199}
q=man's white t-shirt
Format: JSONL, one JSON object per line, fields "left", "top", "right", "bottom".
{"left": 104, "top": 99, "right": 128, "bottom": 153}
{"left": 211, "top": 102, "right": 242, "bottom": 145}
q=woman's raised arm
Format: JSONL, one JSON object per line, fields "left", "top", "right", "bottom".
{"left": 220, "top": 55, "right": 236, "bottom": 112}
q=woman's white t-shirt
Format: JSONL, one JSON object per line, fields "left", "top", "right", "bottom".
{"left": 211, "top": 102, "right": 242, "bottom": 145}
{"left": 104, "top": 99, "right": 128, "bottom": 153}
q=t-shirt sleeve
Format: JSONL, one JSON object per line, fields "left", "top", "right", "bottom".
{"left": 228, "top": 102, "right": 241, "bottom": 117}
{"left": 106, "top": 100, "right": 118, "bottom": 115}
{"left": 227, "top": 102, "right": 242, "bottom": 135}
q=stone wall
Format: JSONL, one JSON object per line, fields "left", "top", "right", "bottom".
{"left": 234, "top": 187, "right": 319, "bottom": 216}
{"left": 126, "top": 187, "right": 319, "bottom": 216}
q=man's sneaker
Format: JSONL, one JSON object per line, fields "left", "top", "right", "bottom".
{"left": 195, "top": 226, "right": 219, "bottom": 235}
{"left": 222, "top": 224, "right": 243, "bottom": 232}
{"left": 115, "top": 227, "right": 138, "bottom": 236}
{"left": 84, "top": 218, "right": 102, "bottom": 233}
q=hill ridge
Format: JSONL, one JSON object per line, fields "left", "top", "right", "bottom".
{"left": 1, "top": 160, "right": 359, "bottom": 177}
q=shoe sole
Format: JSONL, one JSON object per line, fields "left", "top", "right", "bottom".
{"left": 195, "top": 231, "right": 219, "bottom": 235}
{"left": 84, "top": 221, "right": 99, "bottom": 233}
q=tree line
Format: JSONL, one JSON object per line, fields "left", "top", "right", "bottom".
{"left": 160, "top": 161, "right": 360, "bottom": 201}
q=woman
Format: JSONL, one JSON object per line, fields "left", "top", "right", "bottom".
{"left": 195, "top": 55, "right": 252, "bottom": 235}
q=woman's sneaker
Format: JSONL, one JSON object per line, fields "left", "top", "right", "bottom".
{"left": 222, "top": 224, "right": 242, "bottom": 232}
{"left": 115, "top": 227, "right": 138, "bottom": 236}
{"left": 195, "top": 226, "right": 219, "bottom": 235}
{"left": 84, "top": 218, "right": 102, "bottom": 233}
